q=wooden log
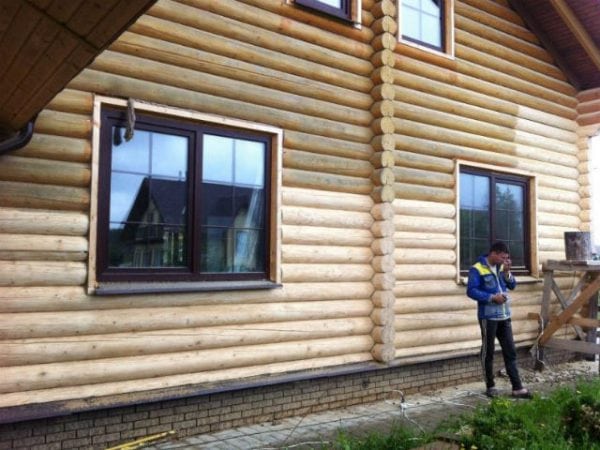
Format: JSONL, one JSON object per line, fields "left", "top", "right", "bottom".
{"left": 282, "top": 206, "right": 373, "bottom": 229}
{"left": 372, "top": 272, "right": 395, "bottom": 290}
{"left": 392, "top": 166, "right": 454, "bottom": 188}
{"left": 0, "top": 234, "right": 87, "bottom": 253}
{"left": 371, "top": 290, "right": 395, "bottom": 308}
{"left": 370, "top": 100, "right": 395, "bottom": 118}
{"left": 394, "top": 264, "right": 456, "bottom": 281}
{"left": 371, "top": 167, "right": 395, "bottom": 186}
{"left": 395, "top": 340, "right": 480, "bottom": 358}
{"left": 371, "top": 203, "right": 394, "bottom": 221}
{"left": 0, "top": 335, "right": 374, "bottom": 393}
{"left": 371, "top": 32, "right": 396, "bottom": 52}
{"left": 371, "top": 15, "right": 397, "bottom": 36}
{"left": 371, "top": 343, "right": 395, "bottom": 362}
{"left": 237, "top": 0, "right": 373, "bottom": 42}
{"left": 282, "top": 263, "right": 373, "bottom": 283}
{"left": 0, "top": 282, "right": 375, "bottom": 313}
{"left": 371, "top": 185, "right": 395, "bottom": 203}
{"left": 461, "top": 0, "right": 522, "bottom": 24}
{"left": 538, "top": 200, "right": 580, "bottom": 216}
{"left": 176, "top": 0, "right": 373, "bottom": 59}
{"left": 537, "top": 213, "right": 580, "bottom": 229}
{"left": 282, "top": 245, "right": 372, "bottom": 264}
{"left": 395, "top": 292, "right": 542, "bottom": 314}
{"left": 0, "top": 354, "right": 374, "bottom": 408}
{"left": 34, "top": 110, "right": 92, "bottom": 139}
{"left": 538, "top": 187, "right": 582, "bottom": 204}
{"left": 284, "top": 131, "right": 371, "bottom": 161}
{"left": 371, "top": 237, "right": 395, "bottom": 256}
{"left": 394, "top": 249, "right": 456, "bottom": 265}
{"left": 454, "top": 28, "right": 565, "bottom": 82}
{"left": 394, "top": 182, "right": 455, "bottom": 203}
{"left": 370, "top": 151, "right": 395, "bottom": 169}
{"left": 284, "top": 149, "right": 372, "bottom": 178}
{"left": 113, "top": 32, "right": 373, "bottom": 112}
{"left": 92, "top": 51, "right": 372, "bottom": 127}
{"left": 80, "top": 69, "right": 373, "bottom": 143}
{"left": 282, "top": 187, "right": 372, "bottom": 211}
{"left": 456, "top": 44, "right": 575, "bottom": 97}
{"left": 0, "top": 318, "right": 373, "bottom": 366}
{"left": 147, "top": 1, "right": 373, "bottom": 76}
{"left": 0, "top": 261, "right": 86, "bottom": 287}
{"left": 393, "top": 56, "right": 577, "bottom": 121}
{"left": 372, "top": 255, "right": 394, "bottom": 273}
{"left": 0, "top": 181, "right": 89, "bottom": 211}
{"left": 282, "top": 225, "right": 372, "bottom": 247}
{"left": 370, "top": 0, "right": 396, "bottom": 19}
{"left": 393, "top": 148, "right": 454, "bottom": 173}
{"left": 394, "top": 280, "right": 465, "bottom": 298}
{"left": 371, "top": 324, "right": 395, "bottom": 344}
{"left": 16, "top": 134, "right": 91, "bottom": 163}
{"left": 394, "top": 216, "right": 455, "bottom": 234}
{"left": 0, "top": 208, "right": 88, "bottom": 236}
{"left": 0, "top": 300, "right": 374, "bottom": 340}
{"left": 371, "top": 307, "right": 393, "bottom": 326}
{"left": 395, "top": 325, "right": 480, "bottom": 348}
{"left": 44, "top": 89, "right": 94, "bottom": 115}
{"left": 393, "top": 199, "right": 455, "bottom": 218}
{"left": 0, "top": 155, "right": 90, "bottom": 187}
{"left": 131, "top": 16, "right": 372, "bottom": 94}
{"left": 371, "top": 66, "right": 395, "bottom": 85}
{"left": 371, "top": 220, "right": 394, "bottom": 238}
{"left": 395, "top": 313, "right": 473, "bottom": 331}
{"left": 394, "top": 232, "right": 455, "bottom": 250}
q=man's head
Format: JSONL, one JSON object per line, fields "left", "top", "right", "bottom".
{"left": 488, "top": 241, "right": 510, "bottom": 266}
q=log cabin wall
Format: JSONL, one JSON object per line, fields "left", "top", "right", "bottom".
{"left": 0, "top": 0, "right": 586, "bottom": 435}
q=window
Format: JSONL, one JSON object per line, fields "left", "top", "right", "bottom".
{"left": 91, "top": 102, "right": 282, "bottom": 291}
{"left": 459, "top": 167, "right": 530, "bottom": 274}
{"left": 295, "top": 0, "right": 351, "bottom": 21}
{"left": 398, "top": 0, "right": 454, "bottom": 57}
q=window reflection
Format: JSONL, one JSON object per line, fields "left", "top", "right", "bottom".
{"left": 402, "top": 0, "right": 443, "bottom": 49}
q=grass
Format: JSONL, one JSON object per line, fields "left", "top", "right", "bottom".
{"left": 325, "top": 377, "right": 600, "bottom": 450}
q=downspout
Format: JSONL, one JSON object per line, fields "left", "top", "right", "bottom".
{"left": 0, "top": 118, "right": 35, "bottom": 155}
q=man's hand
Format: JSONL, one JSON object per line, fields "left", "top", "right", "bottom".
{"left": 491, "top": 293, "right": 506, "bottom": 304}
{"left": 503, "top": 256, "right": 512, "bottom": 274}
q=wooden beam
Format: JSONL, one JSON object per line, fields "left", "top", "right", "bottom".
{"left": 550, "top": 0, "right": 600, "bottom": 72}
{"left": 539, "top": 275, "right": 600, "bottom": 345}
{"left": 506, "top": 0, "right": 581, "bottom": 90}
{"left": 545, "top": 338, "right": 600, "bottom": 355}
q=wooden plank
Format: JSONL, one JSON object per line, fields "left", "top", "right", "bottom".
{"left": 539, "top": 275, "right": 600, "bottom": 345}
{"left": 567, "top": 316, "right": 600, "bottom": 329}
{"left": 0, "top": 3, "right": 42, "bottom": 81}
{"left": 65, "top": 0, "right": 120, "bottom": 37}
{"left": 0, "top": 1, "right": 21, "bottom": 39}
{"left": 545, "top": 338, "right": 600, "bottom": 355}
{"left": 544, "top": 260, "right": 600, "bottom": 271}
{"left": 550, "top": 276, "right": 586, "bottom": 340}
{"left": 44, "top": 0, "right": 84, "bottom": 23}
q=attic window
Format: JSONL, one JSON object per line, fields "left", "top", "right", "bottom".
{"left": 294, "top": 0, "right": 353, "bottom": 22}
{"left": 398, "top": 0, "right": 455, "bottom": 57}
{"left": 89, "top": 100, "right": 283, "bottom": 293}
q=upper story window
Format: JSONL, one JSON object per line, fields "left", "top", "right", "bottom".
{"left": 295, "top": 0, "right": 352, "bottom": 21}
{"left": 90, "top": 100, "right": 282, "bottom": 294}
{"left": 459, "top": 167, "right": 531, "bottom": 275}
{"left": 399, "top": 0, "right": 454, "bottom": 57}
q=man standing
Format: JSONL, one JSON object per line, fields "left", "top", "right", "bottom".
{"left": 467, "top": 241, "right": 531, "bottom": 399}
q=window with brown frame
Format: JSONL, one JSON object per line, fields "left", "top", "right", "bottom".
{"left": 96, "top": 106, "right": 273, "bottom": 285}
{"left": 295, "top": 0, "right": 351, "bottom": 21}
{"left": 459, "top": 167, "right": 531, "bottom": 275}
{"left": 398, "top": 0, "right": 454, "bottom": 56}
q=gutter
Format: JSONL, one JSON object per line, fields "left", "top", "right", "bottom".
{"left": 0, "top": 118, "right": 35, "bottom": 155}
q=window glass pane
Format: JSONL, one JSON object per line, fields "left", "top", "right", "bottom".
{"left": 404, "top": 0, "right": 420, "bottom": 8}
{"left": 111, "top": 128, "right": 150, "bottom": 173}
{"left": 460, "top": 173, "right": 489, "bottom": 209}
{"left": 203, "top": 134, "right": 234, "bottom": 184}
{"left": 234, "top": 140, "right": 265, "bottom": 187}
{"left": 495, "top": 209, "right": 508, "bottom": 240}
{"left": 422, "top": 0, "right": 441, "bottom": 15}
{"left": 110, "top": 173, "right": 146, "bottom": 223}
{"left": 460, "top": 173, "right": 491, "bottom": 271}
{"left": 402, "top": 7, "right": 421, "bottom": 41}
{"left": 202, "top": 183, "right": 234, "bottom": 226}
{"left": 235, "top": 187, "right": 265, "bottom": 229}
{"left": 316, "top": 0, "right": 342, "bottom": 7}
{"left": 200, "top": 227, "right": 231, "bottom": 272}
{"left": 151, "top": 133, "right": 188, "bottom": 180}
{"left": 421, "top": 14, "right": 442, "bottom": 47}
{"left": 473, "top": 210, "right": 490, "bottom": 238}
{"left": 234, "top": 229, "right": 265, "bottom": 272}
{"left": 508, "top": 241, "right": 525, "bottom": 266}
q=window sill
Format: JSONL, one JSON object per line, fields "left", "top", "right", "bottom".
{"left": 93, "top": 280, "right": 282, "bottom": 296}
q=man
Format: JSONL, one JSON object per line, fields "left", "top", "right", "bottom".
{"left": 467, "top": 241, "right": 532, "bottom": 399}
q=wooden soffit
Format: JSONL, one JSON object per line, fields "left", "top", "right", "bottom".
{"left": 508, "top": 0, "right": 600, "bottom": 91}
{"left": 0, "top": 0, "right": 157, "bottom": 137}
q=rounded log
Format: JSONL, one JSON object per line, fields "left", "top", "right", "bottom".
{"left": 44, "top": 89, "right": 94, "bottom": 115}
{"left": 371, "top": 290, "right": 395, "bottom": 308}
{"left": 371, "top": 85, "right": 395, "bottom": 102}
{"left": 395, "top": 324, "right": 480, "bottom": 348}
{"left": 371, "top": 167, "right": 395, "bottom": 186}
{"left": 371, "top": 203, "right": 394, "bottom": 221}
{"left": 371, "top": 134, "right": 395, "bottom": 152}
{"left": 372, "top": 272, "right": 395, "bottom": 290}
{"left": 394, "top": 280, "right": 466, "bottom": 298}
{"left": 0, "top": 261, "right": 86, "bottom": 287}
{"left": 537, "top": 212, "right": 580, "bottom": 228}
{"left": 371, "top": 66, "right": 395, "bottom": 85}
{"left": 538, "top": 200, "right": 580, "bottom": 216}
{"left": 370, "top": 151, "right": 395, "bottom": 168}
{"left": 282, "top": 206, "right": 373, "bottom": 229}
{"left": 394, "top": 182, "right": 455, "bottom": 203}
{"left": 371, "top": 237, "right": 395, "bottom": 255}
{"left": 0, "top": 335, "right": 374, "bottom": 393}
{"left": 0, "top": 208, "right": 88, "bottom": 236}
{"left": 371, "top": 324, "right": 395, "bottom": 344}
{"left": 0, "top": 155, "right": 90, "bottom": 187}
{"left": 371, "top": 0, "right": 396, "bottom": 19}
{"left": 34, "top": 111, "right": 92, "bottom": 139}
{"left": 17, "top": 134, "right": 91, "bottom": 163}
{"left": 371, "top": 49, "right": 396, "bottom": 68}
{"left": 0, "top": 234, "right": 87, "bottom": 253}
{"left": 283, "top": 168, "right": 372, "bottom": 194}
{"left": 371, "top": 15, "right": 397, "bottom": 35}
{"left": 371, "top": 343, "right": 395, "bottom": 362}
{"left": 394, "top": 248, "right": 456, "bottom": 265}
{"left": 395, "top": 312, "right": 473, "bottom": 331}
{"left": 284, "top": 131, "right": 371, "bottom": 161}
{"left": 0, "top": 318, "right": 373, "bottom": 366}
{"left": 394, "top": 216, "right": 455, "bottom": 234}
{"left": 393, "top": 148, "right": 454, "bottom": 173}
{"left": 394, "top": 232, "right": 456, "bottom": 250}
{"left": 393, "top": 199, "right": 455, "bottom": 218}
{"left": 371, "top": 307, "right": 393, "bottom": 326}
{"left": 393, "top": 166, "right": 454, "bottom": 188}
{"left": 370, "top": 100, "right": 395, "bottom": 118}
{"left": 284, "top": 149, "right": 372, "bottom": 178}
{"left": 371, "top": 220, "right": 395, "bottom": 238}
{"left": 372, "top": 255, "right": 395, "bottom": 273}
{"left": 282, "top": 187, "right": 372, "bottom": 212}
{"left": 0, "top": 181, "right": 89, "bottom": 211}
{"left": 371, "top": 32, "right": 396, "bottom": 52}
{"left": 371, "top": 185, "right": 396, "bottom": 203}
{"left": 282, "top": 245, "right": 372, "bottom": 264}
{"left": 394, "top": 264, "right": 456, "bottom": 281}
{"left": 282, "top": 263, "right": 374, "bottom": 283}
{"left": 282, "top": 225, "right": 372, "bottom": 247}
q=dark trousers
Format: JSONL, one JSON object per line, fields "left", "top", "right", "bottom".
{"left": 479, "top": 318, "right": 523, "bottom": 391}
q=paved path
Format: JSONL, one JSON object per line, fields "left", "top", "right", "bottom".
{"left": 142, "top": 360, "right": 597, "bottom": 450}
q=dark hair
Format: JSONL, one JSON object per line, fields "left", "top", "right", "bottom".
{"left": 490, "top": 241, "right": 509, "bottom": 254}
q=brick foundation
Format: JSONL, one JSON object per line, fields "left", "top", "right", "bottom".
{"left": 0, "top": 348, "right": 576, "bottom": 449}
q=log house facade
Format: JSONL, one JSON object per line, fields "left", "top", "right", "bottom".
{"left": 0, "top": 0, "right": 599, "bottom": 447}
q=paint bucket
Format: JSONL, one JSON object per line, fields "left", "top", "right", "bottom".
{"left": 564, "top": 231, "right": 592, "bottom": 261}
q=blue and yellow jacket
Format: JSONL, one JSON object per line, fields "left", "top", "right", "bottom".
{"left": 466, "top": 255, "right": 516, "bottom": 320}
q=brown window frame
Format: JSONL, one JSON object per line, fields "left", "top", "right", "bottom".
{"left": 459, "top": 166, "right": 531, "bottom": 276}
{"left": 295, "top": 0, "right": 352, "bottom": 21}
{"left": 400, "top": 0, "right": 445, "bottom": 51}
{"left": 96, "top": 106, "right": 273, "bottom": 285}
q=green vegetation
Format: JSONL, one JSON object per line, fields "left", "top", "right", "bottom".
{"left": 326, "top": 378, "right": 600, "bottom": 450}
